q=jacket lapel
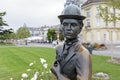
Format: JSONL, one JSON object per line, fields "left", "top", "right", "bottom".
{"left": 61, "top": 45, "right": 76, "bottom": 68}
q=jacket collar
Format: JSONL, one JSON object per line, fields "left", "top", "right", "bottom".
{"left": 61, "top": 40, "right": 80, "bottom": 68}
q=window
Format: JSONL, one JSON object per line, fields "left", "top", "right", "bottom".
{"left": 86, "top": 10, "right": 90, "bottom": 17}
{"left": 105, "top": 31, "right": 109, "bottom": 41}
{"left": 86, "top": 19, "right": 90, "bottom": 27}
{"left": 96, "top": 7, "right": 100, "bottom": 14}
{"left": 105, "top": 21, "right": 108, "bottom": 27}
{"left": 96, "top": 18, "right": 100, "bottom": 26}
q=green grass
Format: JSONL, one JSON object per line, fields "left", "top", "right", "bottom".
{"left": 0, "top": 47, "right": 120, "bottom": 80}
{"left": 0, "top": 47, "right": 55, "bottom": 80}
{"left": 92, "top": 55, "right": 120, "bottom": 80}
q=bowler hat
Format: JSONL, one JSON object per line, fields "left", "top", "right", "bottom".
{"left": 58, "top": 4, "right": 86, "bottom": 23}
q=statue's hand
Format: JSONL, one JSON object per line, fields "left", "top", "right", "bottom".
{"left": 51, "top": 61, "right": 61, "bottom": 78}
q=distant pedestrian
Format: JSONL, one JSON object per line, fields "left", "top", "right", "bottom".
{"left": 86, "top": 43, "right": 93, "bottom": 54}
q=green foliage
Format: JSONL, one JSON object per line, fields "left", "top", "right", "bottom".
{"left": 99, "top": 0, "right": 120, "bottom": 22}
{"left": 0, "top": 12, "right": 14, "bottom": 41}
{"left": 99, "top": 6, "right": 119, "bottom": 22}
{"left": 58, "top": 27, "right": 64, "bottom": 41}
{"left": 16, "top": 26, "right": 30, "bottom": 39}
{"left": 0, "top": 28, "right": 13, "bottom": 41}
{"left": 0, "top": 42, "right": 14, "bottom": 46}
{"left": 47, "top": 29, "right": 56, "bottom": 42}
{"left": 9, "top": 32, "right": 16, "bottom": 39}
{"left": 59, "top": 33, "right": 64, "bottom": 41}
{"left": 0, "top": 12, "right": 8, "bottom": 26}
{"left": 104, "top": 0, "right": 120, "bottom": 9}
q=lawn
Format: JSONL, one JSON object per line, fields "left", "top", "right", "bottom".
{"left": 0, "top": 47, "right": 120, "bottom": 80}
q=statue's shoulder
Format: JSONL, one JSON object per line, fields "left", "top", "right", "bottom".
{"left": 75, "top": 43, "right": 90, "bottom": 55}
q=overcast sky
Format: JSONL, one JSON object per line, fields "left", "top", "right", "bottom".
{"left": 0, "top": 0, "right": 66, "bottom": 31}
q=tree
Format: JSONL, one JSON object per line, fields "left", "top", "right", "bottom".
{"left": 16, "top": 24, "right": 30, "bottom": 39}
{"left": 105, "top": 0, "right": 120, "bottom": 9}
{"left": 0, "top": 12, "right": 8, "bottom": 26}
{"left": 0, "top": 28, "right": 13, "bottom": 40}
{"left": 0, "top": 12, "right": 13, "bottom": 42}
{"left": 59, "top": 33, "right": 64, "bottom": 41}
{"left": 47, "top": 29, "right": 56, "bottom": 42}
{"left": 9, "top": 32, "right": 16, "bottom": 39}
{"left": 99, "top": 0, "right": 120, "bottom": 23}
{"left": 59, "top": 27, "right": 64, "bottom": 41}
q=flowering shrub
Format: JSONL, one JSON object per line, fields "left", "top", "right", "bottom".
{"left": 82, "top": 42, "right": 107, "bottom": 50}
{"left": 93, "top": 43, "right": 107, "bottom": 50}
{"left": 18, "top": 58, "right": 54, "bottom": 80}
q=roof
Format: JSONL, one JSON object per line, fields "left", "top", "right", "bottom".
{"left": 81, "top": 0, "right": 103, "bottom": 7}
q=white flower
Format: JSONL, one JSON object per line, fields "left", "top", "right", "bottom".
{"left": 40, "top": 79, "right": 43, "bottom": 80}
{"left": 27, "top": 69, "right": 31, "bottom": 71}
{"left": 21, "top": 78, "right": 23, "bottom": 80}
{"left": 31, "top": 72, "right": 39, "bottom": 80}
{"left": 43, "top": 63, "right": 48, "bottom": 69}
{"left": 35, "top": 71, "right": 39, "bottom": 76}
{"left": 22, "top": 73, "right": 28, "bottom": 78}
{"left": 31, "top": 78, "right": 35, "bottom": 80}
{"left": 10, "top": 77, "right": 13, "bottom": 80}
{"left": 41, "top": 72, "right": 44, "bottom": 75}
{"left": 49, "top": 70, "right": 51, "bottom": 73}
{"left": 29, "top": 62, "right": 34, "bottom": 66}
{"left": 40, "top": 58, "right": 46, "bottom": 64}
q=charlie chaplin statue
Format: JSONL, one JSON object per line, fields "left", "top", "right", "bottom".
{"left": 51, "top": 4, "right": 92, "bottom": 80}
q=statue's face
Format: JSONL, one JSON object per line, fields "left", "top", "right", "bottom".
{"left": 62, "top": 19, "right": 82, "bottom": 40}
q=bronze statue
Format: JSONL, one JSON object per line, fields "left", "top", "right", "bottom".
{"left": 51, "top": 4, "right": 92, "bottom": 80}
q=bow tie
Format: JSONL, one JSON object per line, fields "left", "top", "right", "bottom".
{"left": 62, "top": 39, "right": 79, "bottom": 59}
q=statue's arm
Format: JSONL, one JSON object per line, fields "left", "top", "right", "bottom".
{"left": 76, "top": 49, "right": 92, "bottom": 80}
{"left": 51, "top": 61, "right": 70, "bottom": 80}
{"left": 51, "top": 45, "right": 70, "bottom": 80}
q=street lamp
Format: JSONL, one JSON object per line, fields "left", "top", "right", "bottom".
{"left": 110, "top": 30, "right": 113, "bottom": 60}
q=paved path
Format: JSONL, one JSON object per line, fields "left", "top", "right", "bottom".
{"left": 93, "top": 45, "right": 120, "bottom": 58}
{"left": 0, "top": 43, "right": 55, "bottom": 48}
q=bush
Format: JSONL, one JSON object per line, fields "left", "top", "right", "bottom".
{"left": 93, "top": 43, "right": 107, "bottom": 50}
{"left": 0, "top": 42, "right": 14, "bottom": 46}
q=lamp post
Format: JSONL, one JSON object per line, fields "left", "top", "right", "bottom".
{"left": 110, "top": 30, "right": 113, "bottom": 60}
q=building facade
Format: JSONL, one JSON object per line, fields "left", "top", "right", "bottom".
{"left": 28, "top": 25, "right": 60, "bottom": 42}
{"left": 81, "top": 0, "right": 120, "bottom": 44}
{"left": 28, "top": 26, "right": 49, "bottom": 42}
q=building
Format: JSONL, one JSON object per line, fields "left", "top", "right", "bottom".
{"left": 81, "top": 0, "right": 120, "bottom": 44}
{"left": 28, "top": 25, "right": 60, "bottom": 42}
{"left": 28, "top": 25, "right": 49, "bottom": 42}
